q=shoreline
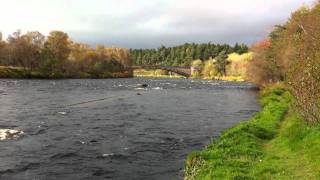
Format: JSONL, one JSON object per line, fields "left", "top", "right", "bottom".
{"left": 1, "top": 66, "right": 245, "bottom": 83}
{"left": 134, "top": 68, "right": 246, "bottom": 82}
{"left": 184, "top": 85, "right": 320, "bottom": 179}
{"left": 0, "top": 66, "right": 133, "bottom": 79}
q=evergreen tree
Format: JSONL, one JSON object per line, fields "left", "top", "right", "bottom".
{"left": 215, "top": 51, "right": 228, "bottom": 75}
{"left": 131, "top": 42, "right": 248, "bottom": 66}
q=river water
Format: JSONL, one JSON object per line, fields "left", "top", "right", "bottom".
{"left": 0, "top": 78, "right": 259, "bottom": 180}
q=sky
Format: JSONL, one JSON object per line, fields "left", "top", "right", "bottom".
{"left": 0, "top": 0, "right": 315, "bottom": 48}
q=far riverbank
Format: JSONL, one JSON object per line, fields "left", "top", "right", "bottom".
{"left": 0, "top": 66, "right": 132, "bottom": 79}
{"left": 133, "top": 68, "right": 245, "bottom": 82}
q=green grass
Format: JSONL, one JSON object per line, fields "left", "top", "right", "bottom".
{"left": 185, "top": 86, "right": 320, "bottom": 179}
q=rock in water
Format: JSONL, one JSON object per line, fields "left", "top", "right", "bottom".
{"left": 137, "top": 84, "right": 148, "bottom": 88}
{"left": 0, "top": 129, "right": 24, "bottom": 141}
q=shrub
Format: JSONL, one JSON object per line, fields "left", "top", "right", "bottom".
{"left": 191, "top": 60, "right": 203, "bottom": 78}
{"left": 202, "top": 60, "right": 218, "bottom": 79}
{"left": 227, "top": 52, "right": 252, "bottom": 77}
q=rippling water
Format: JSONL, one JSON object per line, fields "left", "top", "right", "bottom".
{"left": 0, "top": 78, "right": 259, "bottom": 180}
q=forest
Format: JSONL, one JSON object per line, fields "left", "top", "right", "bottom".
{"left": 131, "top": 43, "right": 248, "bottom": 66}
{"left": 0, "top": 30, "right": 132, "bottom": 78}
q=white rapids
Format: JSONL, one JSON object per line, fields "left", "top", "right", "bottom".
{"left": 0, "top": 129, "right": 24, "bottom": 141}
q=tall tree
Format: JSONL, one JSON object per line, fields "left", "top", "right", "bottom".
{"left": 22, "top": 31, "right": 46, "bottom": 70}
{"left": 215, "top": 51, "right": 228, "bottom": 75}
{"left": 46, "top": 31, "right": 71, "bottom": 62}
{"left": 0, "top": 32, "right": 6, "bottom": 65}
{"left": 131, "top": 42, "right": 248, "bottom": 66}
{"left": 7, "top": 30, "right": 39, "bottom": 71}
{"left": 44, "top": 31, "right": 71, "bottom": 73}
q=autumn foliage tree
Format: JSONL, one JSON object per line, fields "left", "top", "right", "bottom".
{"left": 247, "top": 2, "right": 320, "bottom": 124}
{"left": 37, "top": 31, "right": 72, "bottom": 76}
{"left": 0, "top": 30, "right": 132, "bottom": 78}
{"left": 285, "top": 4, "right": 320, "bottom": 124}
{"left": 6, "top": 30, "right": 44, "bottom": 72}
{"left": 0, "top": 32, "right": 6, "bottom": 65}
{"left": 246, "top": 39, "right": 283, "bottom": 86}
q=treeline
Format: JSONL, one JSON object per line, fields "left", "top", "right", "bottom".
{"left": 246, "top": 2, "right": 320, "bottom": 124}
{"left": 131, "top": 43, "right": 248, "bottom": 66}
{"left": 0, "top": 30, "right": 132, "bottom": 78}
{"left": 190, "top": 52, "right": 252, "bottom": 80}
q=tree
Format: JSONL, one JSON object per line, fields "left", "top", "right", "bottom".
{"left": 285, "top": 4, "right": 320, "bottom": 124}
{"left": 246, "top": 3, "right": 320, "bottom": 124}
{"left": 0, "top": 32, "right": 6, "bottom": 65}
{"left": 44, "top": 31, "right": 71, "bottom": 73}
{"left": 215, "top": 51, "right": 228, "bottom": 76}
{"left": 23, "top": 31, "right": 45, "bottom": 48}
{"left": 0, "top": 29, "right": 133, "bottom": 78}
{"left": 131, "top": 43, "right": 248, "bottom": 66}
{"left": 22, "top": 31, "right": 46, "bottom": 70}
{"left": 6, "top": 30, "right": 39, "bottom": 71}
{"left": 46, "top": 31, "right": 71, "bottom": 61}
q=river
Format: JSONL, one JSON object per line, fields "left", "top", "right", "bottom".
{"left": 0, "top": 78, "right": 259, "bottom": 180}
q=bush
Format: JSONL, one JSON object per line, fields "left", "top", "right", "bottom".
{"left": 191, "top": 60, "right": 203, "bottom": 78}
{"left": 227, "top": 52, "right": 252, "bottom": 77}
{"left": 202, "top": 60, "right": 218, "bottom": 79}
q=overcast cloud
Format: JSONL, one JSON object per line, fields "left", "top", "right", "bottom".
{"left": 0, "top": 0, "right": 315, "bottom": 48}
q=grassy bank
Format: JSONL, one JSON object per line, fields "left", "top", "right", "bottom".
{"left": 202, "top": 76, "right": 244, "bottom": 82}
{"left": 133, "top": 68, "right": 244, "bottom": 81}
{"left": 185, "top": 86, "right": 320, "bottom": 179}
{"left": 133, "top": 69, "right": 184, "bottom": 78}
{"left": 0, "top": 66, "right": 132, "bottom": 79}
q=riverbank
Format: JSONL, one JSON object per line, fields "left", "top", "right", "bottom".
{"left": 202, "top": 76, "right": 244, "bottom": 82}
{"left": 0, "top": 66, "right": 132, "bottom": 79}
{"left": 133, "top": 69, "right": 184, "bottom": 78}
{"left": 133, "top": 68, "right": 245, "bottom": 82}
{"left": 185, "top": 85, "right": 320, "bottom": 179}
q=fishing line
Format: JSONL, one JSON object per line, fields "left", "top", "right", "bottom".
{"left": 64, "top": 95, "right": 128, "bottom": 107}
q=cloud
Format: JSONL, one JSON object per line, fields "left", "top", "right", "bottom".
{"left": 0, "top": 0, "right": 315, "bottom": 48}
